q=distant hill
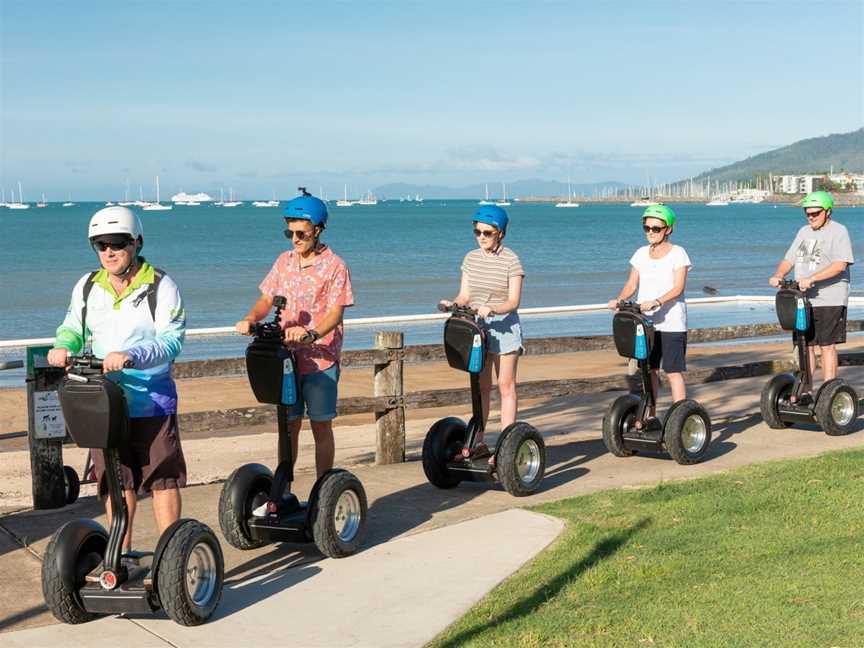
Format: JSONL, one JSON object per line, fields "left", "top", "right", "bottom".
{"left": 373, "top": 179, "right": 625, "bottom": 199}
{"left": 688, "top": 128, "right": 863, "bottom": 184}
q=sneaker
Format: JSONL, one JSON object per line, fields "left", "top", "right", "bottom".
{"left": 252, "top": 502, "right": 270, "bottom": 517}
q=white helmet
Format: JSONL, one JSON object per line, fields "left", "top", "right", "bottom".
{"left": 88, "top": 206, "right": 143, "bottom": 241}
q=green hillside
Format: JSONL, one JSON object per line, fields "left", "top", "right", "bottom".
{"left": 691, "top": 128, "right": 863, "bottom": 183}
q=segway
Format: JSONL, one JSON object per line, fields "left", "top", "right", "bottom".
{"left": 602, "top": 302, "right": 712, "bottom": 464}
{"left": 217, "top": 296, "right": 367, "bottom": 558}
{"left": 42, "top": 354, "right": 224, "bottom": 625}
{"left": 421, "top": 304, "right": 546, "bottom": 496}
{"left": 760, "top": 280, "right": 859, "bottom": 434}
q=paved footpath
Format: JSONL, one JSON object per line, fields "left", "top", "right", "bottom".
{"left": 0, "top": 364, "right": 862, "bottom": 645}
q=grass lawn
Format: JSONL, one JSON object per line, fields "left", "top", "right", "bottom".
{"left": 429, "top": 449, "right": 864, "bottom": 648}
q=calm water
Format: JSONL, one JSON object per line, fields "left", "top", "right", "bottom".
{"left": 1, "top": 200, "right": 862, "bottom": 385}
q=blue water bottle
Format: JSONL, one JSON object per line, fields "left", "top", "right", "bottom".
{"left": 795, "top": 298, "right": 808, "bottom": 331}
{"left": 634, "top": 324, "right": 648, "bottom": 360}
{"left": 281, "top": 357, "right": 298, "bottom": 405}
{"left": 467, "top": 334, "right": 483, "bottom": 373}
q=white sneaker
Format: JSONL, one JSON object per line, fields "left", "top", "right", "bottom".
{"left": 252, "top": 502, "right": 269, "bottom": 517}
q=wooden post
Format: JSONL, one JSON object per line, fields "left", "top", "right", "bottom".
{"left": 373, "top": 331, "right": 405, "bottom": 465}
{"left": 26, "top": 346, "right": 68, "bottom": 509}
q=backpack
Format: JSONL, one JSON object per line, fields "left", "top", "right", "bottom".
{"left": 80, "top": 268, "right": 164, "bottom": 338}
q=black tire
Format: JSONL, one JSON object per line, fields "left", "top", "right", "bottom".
{"left": 760, "top": 373, "right": 795, "bottom": 429}
{"left": 664, "top": 399, "right": 712, "bottom": 465}
{"left": 63, "top": 466, "right": 80, "bottom": 505}
{"left": 156, "top": 520, "right": 224, "bottom": 626}
{"left": 218, "top": 463, "right": 273, "bottom": 550}
{"left": 815, "top": 380, "right": 859, "bottom": 436}
{"left": 310, "top": 470, "right": 368, "bottom": 558}
{"left": 421, "top": 417, "right": 467, "bottom": 489}
{"left": 602, "top": 394, "right": 639, "bottom": 457}
{"left": 41, "top": 520, "right": 107, "bottom": 624}
{"left": 496, "top": 422, "right": 546, "bottom": 497}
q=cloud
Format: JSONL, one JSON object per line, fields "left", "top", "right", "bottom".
{"left": 443, "top": 146, "right": 541, "bottom": 172}
{"left": 186, "top": 159, "right": 219, "bottom": 173}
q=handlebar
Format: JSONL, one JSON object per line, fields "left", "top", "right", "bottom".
{"left": 439, "top": 303, "right": 479, "bottom": 317}
{"left": 778, "top": 279, "right": 800, "bottom": 290}
{"left": 65, "top": 354, "right": 134, "bottom": 375}
{"left": 615, "top": 300, "right": 642, "bottom": 314}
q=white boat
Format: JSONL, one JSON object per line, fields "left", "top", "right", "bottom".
{"left": 62, "top": 202, "right": 75, "bottom": 207}
{"left": 555, "top": 175, "right": 580, "bottom": 208}
{"left": 252, "top": 200, "right": 279, "bottom": 207}
{"left": 415, "top": 194, "right": 423, "bottom": 203}
{"left": 118, "top": 178, "right": 134, "bottom": 205}
{"left": 356, "top": 190, "right": 378, "bottom": 206}
{"left": 630, "top": 197, "right": 659, "bottom": 207}
{"left": 478, "top": 183, "right": 494, "bottom": 205}
{"left": 222, "top": 187, "right": 242, "bottom": 208}
{"left": 336, "top": 184, "right": 353, "bottom": 207}
{"left": 705, "top": 197, "right": 729, "bottom": 206}
{"left": 36, "top": 193, "right": 48, "bottom": 208}
{"left": 8, "top": 182, "right": 30, "bottom": 209}
{"left": 495, "top": 183, "right": 510, "bottom": 207}
{"left": 171, "top": 191, "right": 212, "bottom": 204}
{"left": 214, "top": 188, "right": 225, "bottom": 207}
{"left": 142, "top": 176, "right": 173, "bottom": 211}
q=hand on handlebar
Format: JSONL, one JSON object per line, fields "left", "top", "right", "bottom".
{"left": 798, "top": 277, "right": 814, "bottom": 291}
{"left": 235, "top": 320, "right": 254, "bottom": 336}
{"left": 768, "top": 276, "right": 782, "bottom": 288}
{"left": 102, "top": 352, "right": 133, "bottom": 372}
{"left": 47, "top": 348, "right": 69, "bottom": 368}
{"left": 607, "top": 299, "right": 620, "bottom": 311}
{"left": 437, "top": 300, "right": 453, "bottom": 313}
{"left": 285, "top": 326, "right": 314, "bottom": 344}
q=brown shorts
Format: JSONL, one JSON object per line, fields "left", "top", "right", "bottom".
{"left": 92, "top": 414, "right": 187, "bottom": 497}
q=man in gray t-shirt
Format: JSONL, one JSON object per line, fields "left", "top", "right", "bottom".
{"left": 769, "top": 191, "right": 855, "bottom": 387}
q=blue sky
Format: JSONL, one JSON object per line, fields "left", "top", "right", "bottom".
{"left": 1, "top": 1, "right": 862, "bottom": 199}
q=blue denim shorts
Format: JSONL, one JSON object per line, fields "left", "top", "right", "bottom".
{"left": 481, "top": 311, "right": 524, "bottom": 355}
{"left": 287, "top": 364, "right": 340, "bottom": 422}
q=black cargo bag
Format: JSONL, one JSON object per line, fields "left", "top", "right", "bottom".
{"left": 444, "top": 315, "right": 487, "bottom": 373}
{"left": 58, "top": 375, "right": 130, "bottom": 449}
{"left": 775, "top": 288, "right": 809, "bottom": 332}
{"left": 612, "top": 310, "right": 655, "bottom": 359}
{"left": 245, "top": 338, "right": 300, "bottom": 406}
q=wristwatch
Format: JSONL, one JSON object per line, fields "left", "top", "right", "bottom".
{"left": 306, "top": 329, "right": 320, "bottom": 341}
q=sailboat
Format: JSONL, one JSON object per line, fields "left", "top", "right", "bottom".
{"left": 134, "top": 185, "right": 150, "bottom": 207}
{"left": 222, "top": 187, "right": 242, "bottom": 208}
{"left": 495, "top": 182, "right": 510, "bottom": 207}
{"left": 36, "top": 193, "right": 48, "bottom": 208}
{"left": 214, "top": 188, "right": 225, "bottom": 207}
{"left": 478, "top": 183, "right": 494, "bottom": 205}
{"left": 118, "top": 178, "right": 134, "bottom": 206}
{"left": 336, "top": 184, "right": 353, "bottom": 207}
{"left": 8, "top": 182, "right": 30, "bottom": 209}
{"left": 142, "top": 176, "right": 173, "bottom": 211}
{"left": 555, "top": 175, "right": 580, "bottom": 208}
{"left": 0, "top": 188, "right": 7, "bottom": 207}
{"left": 62, "top": 193, "right": 75, "bottom": 207}
{"left": 356, "top": 189, "right": 378, "bottom": 205}
{"left": 252, "top": 190, "right": 280, "bottom": 207}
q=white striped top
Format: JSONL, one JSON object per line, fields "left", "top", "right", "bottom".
{"left": 461, "top": 246, "right": 525, "bottom": 307}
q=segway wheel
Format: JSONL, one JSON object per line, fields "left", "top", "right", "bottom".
{"left": 664, "top": 399, "right": 712, "bottom": 465}
{"left": 63, "top": 465, "right": 80, "bottom": 505}
{"left": 218, "top": 463, "right": 273, "bottom": 550}
{"left": 41, "top": 520, "right": 107, "bottom": 624}
{"left": 497, "top": 422, "right": 545, "bottom": 497}
{"left": 815, "top": 381, "right": 859, "bottom": 436}
{"left": 602, "top": 394, "right": 640, "bottom": 457}
{"left": 421, "top": 417, "right": 467, "bottom": 489}
{"left": 760, "top": 373, "right": 795, "bottom": 429}
{"left": 156, "top": 521, "right": 224, "bottom": 626}
{"left": 310, "top": 470, "right": 368, "bottom": 558}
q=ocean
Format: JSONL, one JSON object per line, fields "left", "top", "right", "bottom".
{"left": 1, "top": 200, "right": 862, "bottom": 384}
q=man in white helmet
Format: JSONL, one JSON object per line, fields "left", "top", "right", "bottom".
{"left": 47, "top": 206, "right": 188, "bottom": 555}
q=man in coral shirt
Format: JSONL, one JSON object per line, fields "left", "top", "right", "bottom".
{"left": 236, "top": 192, "right": 353, "bottom": 477}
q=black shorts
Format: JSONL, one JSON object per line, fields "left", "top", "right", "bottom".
{"left": 803, "top": 306, "right": 847, "bottom": 347}
{"left": 92, "top": 414, "right": 187, "bottom": 497}
{"left": 649, "top": 331, "right": 687, "bottom": 373}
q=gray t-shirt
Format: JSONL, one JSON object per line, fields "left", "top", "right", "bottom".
{"left": 783, "top": 220, "right": 855, "bottom": 306}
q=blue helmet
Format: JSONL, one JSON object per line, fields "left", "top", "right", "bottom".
{"left": 473, "top": 205, "right": 509, "bottom": 233}
{"left": 283, "top": 195, "right": 328, "bottom": 227}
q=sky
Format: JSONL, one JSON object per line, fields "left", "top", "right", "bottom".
{"left": 1, "top": 1, "right": 862, "bottom": 199}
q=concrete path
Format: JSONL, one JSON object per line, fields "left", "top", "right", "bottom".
{"left": 1, "top": 509, "right": 563, "bottom": 648}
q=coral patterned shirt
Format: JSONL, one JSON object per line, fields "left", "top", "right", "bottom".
{"left": 259, "top": 245, "right": 354, "bottom": 374}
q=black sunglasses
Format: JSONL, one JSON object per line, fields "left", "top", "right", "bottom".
{"left": 805, "top": 210, "right": 824, "bottom": 218}
{"left": 92, "top": 237, "right": 134, "bottom": 252}
{"left": 643, "top": 225, "right": 666, "bottom": 234}
{"left": 473, "top": 228, "right": 498, "bottom": 238}
{"left": 284, "top": 228, "right": 313, "bottom": 241}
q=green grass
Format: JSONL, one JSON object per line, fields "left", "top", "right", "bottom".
{"left": 429, "top": 450, "right": 864, "bottom": 648}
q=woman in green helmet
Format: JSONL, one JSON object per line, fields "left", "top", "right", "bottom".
{"left": 608, "top": 205, "right": 692, "bottom": 423}
{"left": 768, "top": 191, "right": 855, "bottom": 399}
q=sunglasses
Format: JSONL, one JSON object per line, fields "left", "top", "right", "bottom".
{"left": 805, "top": 210, "right": 824, "bottom": 218}
{"left": 473, "top": 228, "right": 498, "bottom": 238}
{"left": 643, "top": 225, "right": 666, "bottom": 234}
{"left": 92, "top": 237, "right": 134, "bottom": 252}
{"left": 284, "top": 228, "right": 314, "bottom": 241}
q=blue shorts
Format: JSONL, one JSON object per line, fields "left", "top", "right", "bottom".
{"left": 287, "top": 364, "right": 340, "bottom": 422}
{"left": 481, "top": 311, "right": 524, "bottom": 356}
{"left": 648, "top": 331, "right": 687, "bottom": 374}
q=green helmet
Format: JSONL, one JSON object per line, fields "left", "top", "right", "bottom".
{"left": 641, "top": 204, "right": 676, "bottom": 228}
{"left": 801, "top": 191, "right": 833, "bottom": 211}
